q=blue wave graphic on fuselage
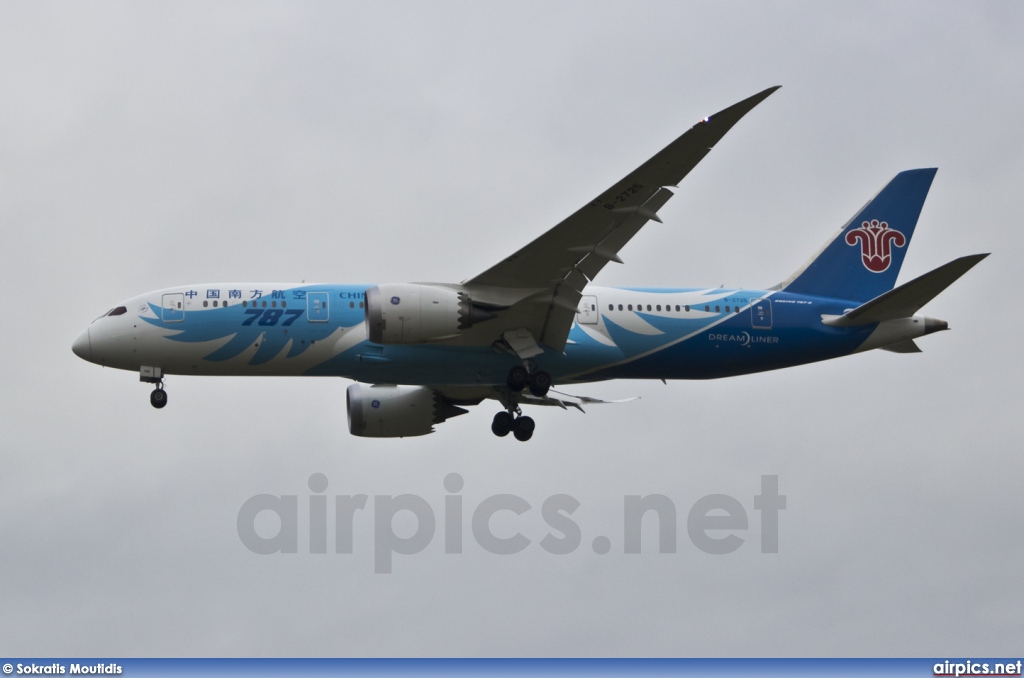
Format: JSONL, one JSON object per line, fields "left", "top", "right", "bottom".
{"left": 598, "top": 291, "right": 745, "bottom": 354}
{"left": 136, "top": 286, "right": 372, "bottom": 366}
{"left": 586, "top": 291, "right": 874, "bottom": 380}
{"left": 141, "top": 300, "right": 322, "bottom": 365}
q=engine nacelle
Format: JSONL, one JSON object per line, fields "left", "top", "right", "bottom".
{"left": 346, "top": 383, "right": 467, "bottom": 438}
{"left": 365, "top": 283, "right": 496, "bottom": 344}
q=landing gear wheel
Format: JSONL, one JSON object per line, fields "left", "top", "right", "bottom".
{"left": 506, "top": 365, "right": 529, "bottom": 392}
{"left": 491, "top": 411, "right": 513, "bottom": 437}
{"left": 528, "top": 371, "right": 552, "bottom": 397}
{"left": 512, "top": 415, "right": 535, "bottom": 442}
{"left": 150, "top": 388, "right": 167, "bottom": 409}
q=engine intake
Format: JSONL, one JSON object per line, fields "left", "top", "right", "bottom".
{"left": 365, "top": 283, "right": 497, "bottom": 344}
{"left": 347, "top": 383, "right": 468, "bottom": 438}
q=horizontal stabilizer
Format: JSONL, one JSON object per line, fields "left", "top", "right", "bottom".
{"left": 882, "top": 340, "right": 922, "bottom": 353}
{"left": 823, "top": 253, "right": 988, "bottom": 327}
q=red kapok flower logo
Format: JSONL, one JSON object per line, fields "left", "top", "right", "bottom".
{"left": 845, "top": 219, "right": 906, "bottom": 273}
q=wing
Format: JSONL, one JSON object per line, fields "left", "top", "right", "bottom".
{"left": 463, "top": 86, "right": 780, "bottom": 353}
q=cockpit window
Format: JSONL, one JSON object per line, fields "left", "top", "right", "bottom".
{"left": 107, "top": 306, "right": 128, "bottom": 316}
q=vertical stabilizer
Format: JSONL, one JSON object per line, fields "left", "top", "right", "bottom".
{"left": 780, "top": 168, "right": 937, "bottom": 302}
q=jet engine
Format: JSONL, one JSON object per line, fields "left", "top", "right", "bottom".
{"left": 346, "top": 383, "right": 468, "bottom": 438}
{"left": 365, "top": 283, "right": 497, "bottom": 344}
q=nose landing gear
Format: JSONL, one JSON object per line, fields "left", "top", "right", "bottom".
{"left": 149, "top": 386, "right": 168, "bottom": 409}
{"left": 140, "top": 366, "right": 167, "bottom": 409}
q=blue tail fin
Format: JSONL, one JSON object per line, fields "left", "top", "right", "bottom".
{"left": 781, "top": 168, "right": 937, "bottom": 302}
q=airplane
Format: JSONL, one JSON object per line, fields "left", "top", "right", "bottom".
{"left": 71, "top": 86, "right": 987, "bottom": 441}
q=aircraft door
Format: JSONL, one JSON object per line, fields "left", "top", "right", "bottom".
{"left": 162, "top": 293, "right": 184, "bottom": 322}
{"left": 307, "top": 292, "right": 329, "bottom": 322}
{"left": 750, "top": 298, "right": 773, "bottom": 329}
{"left": 578, "top": 295, "right": 599, "bottom": 324}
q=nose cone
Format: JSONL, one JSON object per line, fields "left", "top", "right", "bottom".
{"left": 72, "top": 328, "right": 92, "bottom": 362}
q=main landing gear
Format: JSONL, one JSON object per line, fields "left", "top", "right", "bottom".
{"left": 495, "top": 362, "right": 551, "bottom": 441}
{"left": 505, "top": 364, "right": 552, "bottom": 398}
{"left": 491, "top": 410, "right": 535, "bottom": 442}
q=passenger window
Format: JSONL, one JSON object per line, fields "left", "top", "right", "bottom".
{"left": 203, "top": 301, "right": 208, "bottom": 307}
{"left": 685, "top": 305, "right": 690, "bottom": 312}
{"left": 359, "top": 302, "right": 364, "bottom": 308}
{"left": 715, "top": 305, "right": 720, "bottom": 312}
{"left": 242, "top": 301, "right": 247, "bottom": 307}
{"left": 656, "top": 305, "right": 662, "bottom": 312}
{"left": 349, "top": 301, "right": 354, "bottom": 308}
{"left": 704, "top": 305, "right": 709, "bottom": 312}
{"left": 646, "top": 305, "right": 651, "bottom": 311}
{"left": 628, "top": 304, "right": 633, "bottom": 311}
{"left": 618, "top": 304, "right": 623, "bottom": 311}
{"left": 282, "top": 302, "right": 287, "bottom": 308}
{"left": 262, "top": 301, "right": 267, "bottom": 308}
{"left": 725, "top": 306, "right": 730, "bottom": 312}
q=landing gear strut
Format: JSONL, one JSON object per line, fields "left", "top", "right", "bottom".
{"left": 491, "top": 409, "right": 535, "bottom": 442}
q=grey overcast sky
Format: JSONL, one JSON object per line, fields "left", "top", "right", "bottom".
{"left": 2, "top": 1, "right": 1022, "bottom": 657}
